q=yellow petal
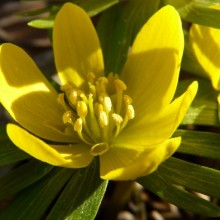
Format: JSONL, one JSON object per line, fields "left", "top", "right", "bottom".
{"left": 53, "top": 3, "right": 104, "bottom": 88}
{"left": 0, "top": 43, "right": 72, "bottom": 142}
{"left": 7, "top": 124, "right": 93, "bottom": 168}
{"left": 190, "top": 24, "right": 220, "bottom": 90}
{"left": 121, "top": 5, "right": 184, "bottom": 115}
{"left": 117, "top": 81, "right": 198, "bottom": 146}
{"left": 100, "top": 137, "right": 181, "bottom": 180}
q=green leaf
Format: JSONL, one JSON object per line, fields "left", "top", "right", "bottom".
{"left": 47, "top": 160, "right": 108, "bottom": 220}
{"left": 0, "top": 167, "right": 74, "bottom": 220}
{"left": 0, "top": 126, "right": 29, "bottom": 166}
{"left": 175, "top": 129, "right": 220, "bottom": 159}
{"left": 176, "top": 79, "right": 219, "bottom": 126}
{"left": 0, "top": 142, "right": 29, "bottom": 167}
{"left": 138, "top": 170, "right": 220, "bottom": 216}
{"left": 80, "top": 0, "right": 119, "bottom": 17}
{"left": 160, "top": 157, "right": 220, "bottom": 198}
{"left": 164, "top": 0, "right": 220, "bottom": 28}
{"left": 28, "top": 18, "right": 54, "bottom": 29}
{"left": 0, "top": 160, "right": 52, "bottom": 200}
{"left": 28, "top": 0, "right": 119, "bottom": 29}
{"left": 97, "top": 0, "right": 160, "bottom": 73}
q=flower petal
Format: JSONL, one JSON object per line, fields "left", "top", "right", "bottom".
{"left": 190, "top": 24, "right": 220, "bottom": 90}
{"left": 53, "top": 3, "right": 104, "bottom": 88}
{"left": 100, "top": 137, "right": 181, "bottom": 180}
{"left": 0, "top": 43, "right": 73, "bottom": 142}
{"left": 7, "top": 123, "right": 94, "bottom": 168}
{"left": 121, "top": 5, "right": 184, "bottom": 114}
{"left": 117, "top": 81, "right": 198, "bottom": 146}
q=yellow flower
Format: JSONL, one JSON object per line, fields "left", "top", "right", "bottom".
{"left": 190, "top": 21, "right": 220, "bottom": 114}
{"left": 0, "top": 3, "right": 197, "bottom": 180}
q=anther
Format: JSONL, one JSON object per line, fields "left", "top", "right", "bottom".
{"left": 123, "top": 95, "right": 133, "bottom": 105}
{"left": 99, "top": 110, "right": 108, "bottom": 128}
{"left": 69, "top": 90, "right": 78, "bottom": 105}
{"left": 74, "top": 118, "right": 83, "bottom": 132}
{"left": 77, "top": 101, "right": 88, "bottom": 117}
{"left": 97, "top": 77, "right": 108, "bottom": 94}
{"left": 101, "top": 96, "right": 112, "bottom": 114}
{"left": 114, "top": 79, "right": 127, "bottom": 91}
{"left": 112, "top": 113, "right": 123, "bottom": 125}
{"left": 63, "top": 111, "right": 74, "bottom": 124}
{"left": 127, "top": 104, "right": 135, "bottom": 119}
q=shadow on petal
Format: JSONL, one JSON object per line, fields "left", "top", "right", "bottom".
{"left": 122, "top": 47, "right": 181, "bottom": 123}
{"left": 11, "top": 91, "right": 74, "bottom": 143}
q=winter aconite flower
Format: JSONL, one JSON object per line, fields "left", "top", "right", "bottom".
{"left": 0, "top": 3, "right": 197, "bottom": 180}
{"left": 190, "top": 21, "right": 220, "bottom": 118}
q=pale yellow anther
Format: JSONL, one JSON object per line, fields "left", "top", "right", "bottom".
{"left": 123, "top": 95, "right": 133, "bottom": 105}
{"left": 127, "top": 104, "right": 135, "bottom": 119}
{"left": 77, "top": 101, "right": 88, "bottom": 117}
{"left": 114, "top": 79, "right": 127, "bottom": 91}
{"left": 87, "top": 72, "right": 96, "bottom": 83}
{"left": 99, "top": 110, "right": 108, "bottom": 128}
{"left": 112, "top": 113, "right": 123, "bottom": 125}
{"left": 90, "top": 143, "right": 109, "bottom": 156}
{"left": 74, "top": 118, "right": 83, "bottom": 132}
{"left": 69, "top": 90, "right": 78, "bottom": 105}
{"left": 63, "top": 111, "right": 74, "bottom": 124}
{"left": 102, "top": 96, "right": 112, "bottom": 113}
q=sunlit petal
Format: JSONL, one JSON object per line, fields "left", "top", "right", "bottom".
{"left": 7, "top": 124, "right": 94, "bottom": 168}
{"left": 54, "top": 3, "right": 104, "bottom": 88}
{"left": 100, "top": 137, "right": 181, "bottom": 180}
{"left": 0, "top": 43, "right": 73, "bottom": 142}
{"left": 117, "top": 81, "right": 198, "bottom": 146}
{"left": 190, "top": 24, "right": 220, "bottom": 90}
{"left": 121, "top": 5, "right": 184, "bottom": 115}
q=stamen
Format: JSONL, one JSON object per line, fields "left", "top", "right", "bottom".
{"left": 99, "top": 109, "right": 108, "bottom": 128}
{"left": 77, "top": 101, "right": 88, "bottom": 117}
{"left": 102, "top": 96, "right": 112, "bottom": 114}
{"left": 114, "top": 79, "right": 127, "bottom": 91}
{"left": 114, "top": 79, "right": 127, "bottom": 114}
{"left": 97, "top": 77, "right": 108, "bottom": 94}
{"left": 63, "top": 111, "right": 74, "bottom": 124}
{"left": 112, "top": 113, "right": 123, "bottom": 138}
{"left": 121, "top": 104, "right": 135, "bottom": 131}
{"left": 74, "top": 118, "right": 92, "bottom": 145}
{"left": 90, "top": 143, "right": 109, "bottom": 156}
{"left": 89, "top": 83, "right": 96, "bottom": 98}
{"left": 127, "top": 104, "right": 135, "bottom": 119}
{"left": 112, "top": 113, "right": 123, "bottom": 124}
{"left": 69, "top": 90, "right": 78, "bottom": 105}
{"left": 74, "top": 118, "right": 83, "bottom": 132}
{"left": 123, "top": 95, "right": 133, "bottom": 105}
{"left": 60, "top": 72, "right": 135, "bottom": 154}
{"left": 88, "top": 95, "right": 101, "bottom": 138}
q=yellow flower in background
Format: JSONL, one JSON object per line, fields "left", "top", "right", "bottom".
{"left": 0, "top": 3, "right": 197, "bottom": 180}
{"left": 190, "top": 21, "right": 220, "bottom": 113}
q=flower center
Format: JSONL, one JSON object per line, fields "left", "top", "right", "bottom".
{"left": 57, "top": 73, "right": 135, "bottom": 156}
